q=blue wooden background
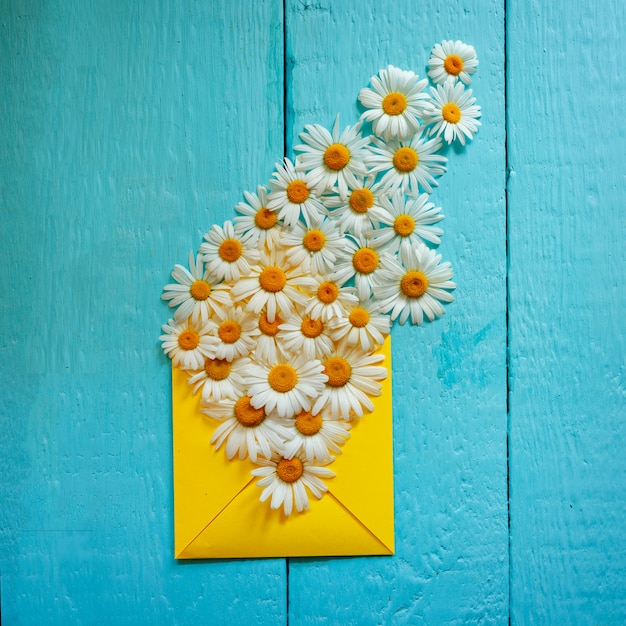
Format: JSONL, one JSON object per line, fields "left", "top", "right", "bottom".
{"left": 0, "top": 1, "right": 623, "bottom": 624}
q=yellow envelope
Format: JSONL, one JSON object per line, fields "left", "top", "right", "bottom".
{"left": 172, "top": 336, "right": 394, "bottom": 559}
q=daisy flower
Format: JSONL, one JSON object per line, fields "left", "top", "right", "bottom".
{"left": 230, "top": 249, "right": 316, "bottom": 323}
{"left": 358, "top": 65, "right": 432, "bottom": 141}
{"left": 368, "top": 190, "right": 445, "bottom": 266}
{"left": 374, "top": 245, "right": 456, "bottom": 325}
{"left": 428, "top": 40, "right": 478, "bottom": 85}
{"left": 254, "top": 310, "right": 288, "bottom": 365}
{"left": 234, "top": 185, "right": 283, "bottom": 251}
{"left": 294, "top": 115, "right": 369, "bottom": 198}
{"left": 281, "top": 217, "right": 347, "bottom": 275}
{"left": 312, "top": 346, "right": 388, "bottom": 420}
{"left": 251, "top": 454, "right": 335, "bottom": 516}
{"left": 160, "top": 318, "right": 217, "bottom": 370}
{"left": 247, "top": 353, "right": 328, "bottom": 419}
{"left": 202, "top": 394, "right": 289, "bottom": 462}
{"left": 267, "top": 158, "right": 326, "bottom": 227}
{"left": 278, "top": 307, "right": 335, "bottom": 361}
{"left": 426, "top": 81, "right": 482, "bottom": 146}
{"left": 206, "top": 305, "right": 259, "bottom": 362}
{"left": 305, "top": 275, "right": 358, "bottom": 323}
{"left": 328, "top": 298, "right": 391, "bottom": 352}
{"left": 282, "top": 408, "right": 351, "bottom": 462}
{"left": 366, "top": 133, "right": 447, "bottom": 196}
{"left": 161, "top": 252, "right": 232, "bottom": 325}
{"left": 200, "top": 220, "right": 260, "bottom": 283}
{"left": 188, "top": 355, "right": 250, "bottom": 401}
{"left": 322, "top": 178, "right": 390, "bottom": 237}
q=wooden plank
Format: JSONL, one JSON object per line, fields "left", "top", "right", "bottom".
{"left": 0, "top": 1, "right": 286, "bottom": 623}
{"left": 285, "top": 1, "right": 508, "bottom": 623}
{"left": 507, "top": 0, "right": 626, "bottom": 622}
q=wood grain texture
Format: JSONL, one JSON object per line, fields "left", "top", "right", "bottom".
{"left": 285, "top": 1, "right": 508, "bottom": 624}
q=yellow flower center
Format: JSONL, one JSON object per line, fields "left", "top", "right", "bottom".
{"left": 400, "top": 271, "right": 429, "bottom": 298}
{"left": 302, "top": 229, "right": 326, "bottom": 252}
{"left": 259, "top": 266, "right": 287, "bottom": 292}
{"left": 255, "top": 207, "right": 278, "bottom": 230}
{"left": 348, "top": 307, "right": 370, "bottom": 328}
{"left": 295, "top": 410, "right": 323, "bottom": 436}
{"left": 286, "top": 180, "right": 310, "bottom": 204}
{"left": 393, "top": 214, "right": 416, "bottom": 237}
{"left": 382, "top": 91, "right": 407, "bottom": 115}
{"left": 317, "top": 281, "right": 339, "bottom": 304}
{"left": 393, "top": 147, "right": 419, "bottom": 172}
{"left": 324, "top": 143, "right": 351, "bottom": 170}
{"left": 234, "top": 396, "right": 265, "bottom": 427}
{"left": 443, "top": 53, "right": 464, "bottom": 76}
{"left": 268, "top": 364, "right": 298, "bottom": 393}
{"left": 352, "top": 247, "right": 379, "bottom": 274}
{"left": 300, "top": 317, "right": 324, "bottom": 338}
{"left": 218, "top": 238, "right": 243, "bottom": 262}
{"left": 217, "top": 320, "right": 242, "bottom": 344}
{"left": 323, "top": 357, "right": 351, "bottom": 387}
{"left": 203, "top": 357, "right": 231, "bottom": 381}
{"left": 259, "top": 312, "right": 282, "bottom": 336}
{"left": 178, "top": 329, "right": 200, "bottom": 350}
{"left": 190, "top": 280, "right": 211, "bottom": 301}
{"left": 276, "top": 457, "right": 304, "bottom": 483}
{"left": 349, "top": 188, "right": 375, "bottom": 213}
{"left": 442, "top": 103, "right": 461, "bottom": 124}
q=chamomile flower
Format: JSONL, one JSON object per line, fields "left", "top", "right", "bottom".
{"left": 202, "top": 394, "right": 289, "bottom": 462}
{"left": 374, "top": 246, "right": 456, "bottom": 325}
{"left": 230, "top": 249, "right": 316, "bottom": 323}
{"left": 305, "top": 275, "right": 358, "bottom": 323}
{"left": 200, "top": 220, "right": 260, "bottom": 283}
{"left": 278, "top": 307, "right": 335, "bottom": 361}
{"left": 312, "top": 346, "right": 388, "bottom": 420}
{"left": 254, "top": 310, "right": 288, "bottom": 365}
{"left": 322, "top": 178, "right": 390, "bottom": 237}
{"left": 366, "top": 133, "right": 447, "bottom": 196}
{"left": 294, "top": 115, "right": 369, "bottom": 198}
{"left": 159, "top": 318, "right": 217, "bottom": 370}
{"left": 328, "top": 299, "right": 391, "bottom": 352}
{"left": 281, "top": 217, "right": 347, "bottom": 275}
{"left": 188, "top": 355, "right": 250, "bottom": 401}
{"left": 426, "top": 81, "right": 482, "bottom": 146}
{"left": 282, "top": 408, "right": 351, "bottom": 462}
{"left": 358, "top": 65, "right": 432, "bottom": 141}
{"left": 234, "top": 186, "right": 283, "bottom": 251}
{"left": 207, "top": 305, "right": 259, "bottom": 362}
{"left": 251, "top": 454, "right": 335, "bottom": 516}
{"left": 368, "top": 190, "right": 444, "bottom": 266}
{"left": 247, "top": 353, "right": 328, "bottom": 418}
{"left": 428, "top": 40, "right": 478, "bottom": 85}
{"left": 267, "top": 158, "right": 326, "bottom": 227}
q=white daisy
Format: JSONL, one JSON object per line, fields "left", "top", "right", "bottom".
{"left": 426, "top": 81, "right": 482, "bottom": 146}
{"left": 161, "top": 252, "right": 232, "bottom": 325}
{"left": 207, "top": 305, "right": 259, "bottom": 362}
{"left": 247, "top": 353, "right": 327, "bottom": 418}
{"left": 368, "top": 190, "right": 445, "bottom": 265}
{"left": 199, "top": 220, "right": 260, "bottom": 283}
{"left": 312, "top": 346, "right": 388, "bottom": 420}
{"left": 233, "top": 185, "right": 283, "bottom": 251}
{"left": 230, "top": 248, "right": 316, "bottom": 323}
{"left": 267, "top": 158, "right": 326, "bottom": 227}
{"left": 374, "top": 246, "right": 456, "bottom": 325}
{"left": 251, "top": 454, "right": 335, "bottom": 516}
{"left": 328, "top": 298, "right": 391, "bottom": 352}
{"left": 202, "top": 394, "right": 289, "bottom": 462}
{"left": 159, "top": 318, "right": 217, "bottom": 370}
{"left": 366, "top": 133, "right": 447, "bottom": 196}
{"left": 187, "top": 355, "right": 250, "bottom": 401}
{"left": 428, "top": 40, "right": 478, "bottom": 85}
{"left": 358, "top": 65, "right": 432, "bottom": 141}
{"left": 281, "top": 217, "right": 347, "bottom": 276}
{"left": 254, "top": 309, "right": 289, "bottom": 365}
{"left": 278, "top": 307, "right": 335, "bottom": 361}
{"left": 305, "top": 275, "right": 359, "bottom": 323}
{"left": 294, "top": 115, "right": 369, "bottom": 198}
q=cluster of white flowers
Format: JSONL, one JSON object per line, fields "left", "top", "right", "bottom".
{"left": 160, "top": 41, "right": 480, "bottom": 516}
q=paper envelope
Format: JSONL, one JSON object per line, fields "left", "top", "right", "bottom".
{"left": 172, "top": 336, "right": 394, "bottom": 559}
